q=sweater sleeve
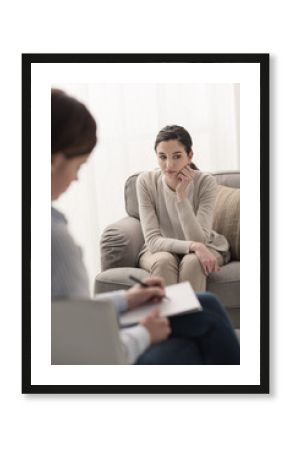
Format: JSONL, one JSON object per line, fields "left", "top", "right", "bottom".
{"left": 94, "top": 292, "right": 151, "bottom": 364}
{"left": 176, "top": 174, "right": 217, "bottom": 243}
{"left": 137, "top": 174, "right": 192, "bottom": 254}
{"left": 94, "top": 290, "right": 128, "bottom": 314}
{"left": 120, "top": 325, "right": 151, "bottom": 364}
{"left": 93, "top": 293, "right": 151, "bottom": 364}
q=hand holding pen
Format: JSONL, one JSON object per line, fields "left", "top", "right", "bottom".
{"left": 129, "top": 275, "right": 171, "bottom": 301}
{"left": 125, "top": 275, "right": 170, "bottom": 310}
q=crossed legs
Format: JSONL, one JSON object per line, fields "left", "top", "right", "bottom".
{"left": 136, "top": 292, "right": 240, "bottom": 365}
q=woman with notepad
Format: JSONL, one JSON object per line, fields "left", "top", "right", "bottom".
{"left": 51, "top": 89, "right": 239, "bottom": 365}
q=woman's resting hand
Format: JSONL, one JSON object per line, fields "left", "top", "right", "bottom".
{"left": 190, "top": 242, "right": 220, "bottom": 276}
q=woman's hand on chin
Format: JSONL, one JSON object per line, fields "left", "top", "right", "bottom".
{"left": 176, "top": 165, "right": 195, "bottom": 201}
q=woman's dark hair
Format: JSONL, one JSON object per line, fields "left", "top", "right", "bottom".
{"left": 154, "top": 125, "right": 198, "bottom": 170}
{"left": 51, "top": 89, "right": 97, "bottom": 157}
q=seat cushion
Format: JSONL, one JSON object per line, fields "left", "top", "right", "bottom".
{"left": 207, "top": 261, "right": 240, "bottom": 309}
{"left": 213, "top": 185, "right": 240, "bottom": 261}
{"left": 94, "top": 267, "right": 150, "bottom": 294}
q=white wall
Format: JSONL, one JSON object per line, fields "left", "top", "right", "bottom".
{"left": 53, "top": 83, "right": 240, "bottom": 291}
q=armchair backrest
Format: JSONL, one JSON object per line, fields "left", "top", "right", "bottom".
{"left": 124, "top": 170, "right": 240, "bottom": 219}
{"left": 124, "top": 173, "right": 141, "bottom": 219}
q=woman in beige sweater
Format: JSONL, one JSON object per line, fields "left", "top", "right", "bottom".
{"left": 137, "top": 125, "right": 230, "bottom": 291}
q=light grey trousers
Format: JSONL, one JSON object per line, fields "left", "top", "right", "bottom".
{"left": 139, "top": 248, "right": 224, "bottom": 291}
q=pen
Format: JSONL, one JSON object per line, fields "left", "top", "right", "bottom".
{"left": 129, "top": 275, "right": 171, "bottom": 301}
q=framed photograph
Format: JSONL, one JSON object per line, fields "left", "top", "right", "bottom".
{"left": 22, "top": 53, "right": 269, "bottom": 394}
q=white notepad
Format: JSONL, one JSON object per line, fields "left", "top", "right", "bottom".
{"left": 120, "top": 281, "right": 202, "bottom": 327}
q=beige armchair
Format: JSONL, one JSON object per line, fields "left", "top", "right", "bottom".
{"left": 95, "top": 171, "right": 240, "bottom": 328}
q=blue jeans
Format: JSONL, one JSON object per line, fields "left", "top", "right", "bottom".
{"left": 136, "top": 292, "right": 240, "bottom": 365}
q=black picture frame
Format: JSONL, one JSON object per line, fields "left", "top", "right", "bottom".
{"left": 22, "top": 53, "right": 269, "bottom": 394}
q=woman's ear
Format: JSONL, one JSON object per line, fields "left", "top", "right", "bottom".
{"left": 188, "top": 150, "right": 193, "bottom": 161}
{"left": 51, "top": 153, "right": 64, "bottom": 173}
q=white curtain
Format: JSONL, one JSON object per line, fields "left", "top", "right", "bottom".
{"left": 53, "top": 83, "right": 240, "bottom": 294}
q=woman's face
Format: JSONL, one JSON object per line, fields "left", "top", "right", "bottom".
{"left": 51, "top": 152, "right": 89, "bottom": 201}
{"left": 156, "top": 139, "right": 193, "bottom": 180}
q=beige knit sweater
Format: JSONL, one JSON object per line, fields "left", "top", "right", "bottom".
{"left": 136, "top": 169, "right": 229, "bottom": 256}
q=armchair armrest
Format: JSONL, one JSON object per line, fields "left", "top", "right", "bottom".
{"left": 100, "top": 216, "right": 144, "bottom": 270}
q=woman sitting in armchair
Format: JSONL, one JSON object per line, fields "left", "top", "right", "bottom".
{"left": 137, "top": 125, "right": 230, "bottom": 291}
